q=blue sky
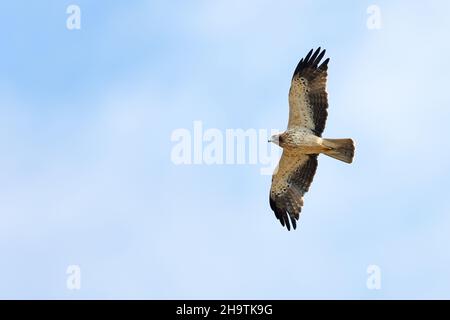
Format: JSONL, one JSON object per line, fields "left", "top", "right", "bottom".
{"left": 1, "top": 0, "right": 450, "bottom": 299}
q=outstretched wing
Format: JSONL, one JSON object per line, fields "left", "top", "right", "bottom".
{"left": 269, "top": 152, "right": 318, "bottom": 230}
{"left": 288, "top": 47, "right": 329, "bottom": 136}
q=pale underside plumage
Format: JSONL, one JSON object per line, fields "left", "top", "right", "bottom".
{"left": 270, "top": 47, "right": 329, "bottom": 230}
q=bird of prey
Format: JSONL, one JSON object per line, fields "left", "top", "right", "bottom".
{"left": 268, "top": 47, "right": 355, "bottom": 230}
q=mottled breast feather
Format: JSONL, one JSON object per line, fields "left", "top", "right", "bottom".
{"left": 269, "top": 152, "right": 318, "bottom": 230}
{"left": 288, "top": 47, "right": 329, "bottom": 137}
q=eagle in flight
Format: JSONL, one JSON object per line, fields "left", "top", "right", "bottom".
{"left": 268, "top": 48, "right": 355, "bottom": 230}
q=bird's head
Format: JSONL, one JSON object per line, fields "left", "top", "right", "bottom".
{"left": 268, "top": 133, "right": 283, "bottom": 146}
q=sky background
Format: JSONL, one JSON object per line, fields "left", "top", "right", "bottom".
{"left": 1, "top": 0, "right": 450, "bottom": 299}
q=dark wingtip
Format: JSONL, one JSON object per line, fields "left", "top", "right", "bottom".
{"left": 313, "top": 49, "right": 326, "bottom": 67}
{"left": 270, "top": 196, "right": 299, "bottom": 231}
{"left": 291, "top": 217, "right": 297, "bottom": 230}
{"left": 293, "top": 47, "right": 328, "bottom": 78}
{"left": 309, "top": 47, "right": 321, "bottom": 64}
{"left": 303, "top": 49, "right": 314, "bottom": 63}
{"left": 319, "top": 57, "right": 330, "bottom": 70}
{"left": 284, "top": 214, "right": 291, "bottom": 231}
{"left": 278, "top": 210, "right": 292, "bottom": 231}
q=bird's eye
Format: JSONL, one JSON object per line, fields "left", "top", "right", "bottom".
{"left": 278, "top": 136, "right": 283, "bottom": 143}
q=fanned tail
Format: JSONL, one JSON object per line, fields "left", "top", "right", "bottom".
{"left": 321, "top": 138, "right": 355, "bottom": 164}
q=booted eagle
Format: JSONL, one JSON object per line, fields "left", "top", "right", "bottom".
{"left": 268, "top": 48, "right": 355, "bottom": 230}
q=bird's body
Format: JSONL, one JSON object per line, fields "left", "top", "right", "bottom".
{"left": 277, "top": 128, "right": 325, "bottom": 154}
{"left": 268, "top": 47, "right": 355, "bottom": 230}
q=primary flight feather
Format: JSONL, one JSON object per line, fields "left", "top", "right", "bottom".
{"left": 269, "top": 47, "right": 355, "bottom": 230}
